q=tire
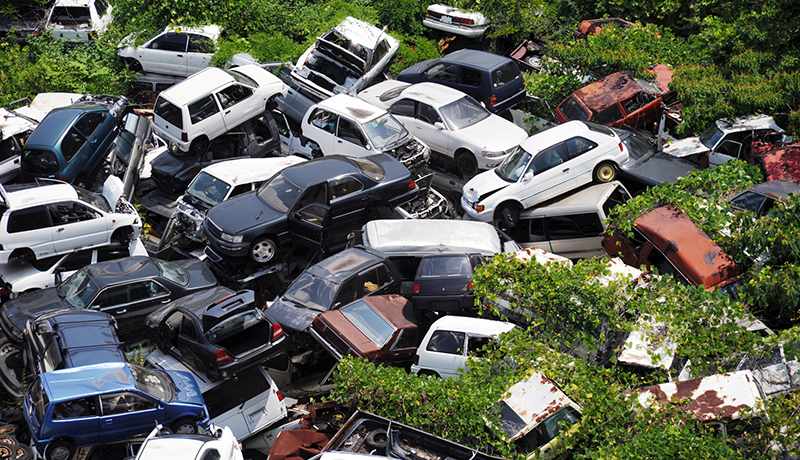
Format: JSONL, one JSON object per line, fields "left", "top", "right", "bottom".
{"left": 243, "top": 450, "right": 267, "bottom": 460}
{"left": 418, "top": 370, "right": 441, "bottom": 379}
{"left": 250, "top": 237, "right": 277, "bottom": 264}
{"left": 497, "top": 202, "right": 521, "bottom": 229}
{"left": 14, "top": 444, "right": 32, "bottom": 460}
{"left": 0, "top": 338, "right": 24, "bottom": 399}
{"left": 10, "top": 249, "right": 33, "bottom": 266}
{"left": 0, "top": 427, "right": 15, "bottom": 437}
{"left": 456, "top": 152, "right": 478, "bottom": 179}
{"left": 171, "top": 417, "right": 199, "bottom": 435}
{"left": 0, "top": 436, "right": 16, "bottom": 460}
{"left": 593, "top": 162, "right": 617, "bottom": 183}
{"left": 45, "top": 440, "right": 74, "bottom": 460}
{"left": 365, "top": 429, "right": 388, "bottom": 451}
{"left": 112, "top": 227, "right": 134, "bottom": 246}
{"left": 189, "top": 137, "right": 209, "bottom": 157}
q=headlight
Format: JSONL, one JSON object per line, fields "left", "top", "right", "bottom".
{"left": 221, "top": 233, "right": 243, "bottom": 244}
{"left": 482, "top": 150, "right": 505, "bottom": 158}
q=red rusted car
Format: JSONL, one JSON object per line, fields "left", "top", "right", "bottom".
{"left": 574, "top": 18, "right": 636, "bottom": 39}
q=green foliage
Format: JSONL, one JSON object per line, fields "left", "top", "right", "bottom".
{"left": 390, "top": 34, "right": 440, "bottom": 76}
{"left": 371, "top": 0, "right": 428, "bottom": 36}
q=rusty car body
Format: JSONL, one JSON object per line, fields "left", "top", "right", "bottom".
{"left": 309, "top": 294, "right": 421, "bottom": 367}
{"left": 574, "top": 18, "right": 636, "bottom": 39}
{"left": 555, "top": 66, "right": 676, "bottom": 130}
{"left": 751, "top": 144, "right": 800, "bottom": 183}
{"left": 509, "top": 39, "right": 547, "bottom": 73}
{"left": 603, "top": 205, "right": 741, "bottom": 291}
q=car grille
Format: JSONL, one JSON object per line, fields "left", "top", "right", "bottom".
{"left": 206, "top": 219, "right": 222, "bottom": 238}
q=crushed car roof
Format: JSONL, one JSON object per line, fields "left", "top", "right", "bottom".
{"left": 330, "top": 17, "right": 398, "bottom": 50}
{"left": 498, "top": 371, "right": 579, "bottom": 442}
{"left": 318, "top": 94, "right": 385, "bottom": 123}
{"left": 309, "top": 248, "right": 385, "bottom": 283}
{"left": 362, "top": 219, "right": 502, "bottom": 256}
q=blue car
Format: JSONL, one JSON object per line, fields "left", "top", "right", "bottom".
{"left": 20, "top": 95, "right": 128, "bottom": 185}
{"left": 24, "top": 362, "right": 210, "bottom": 460}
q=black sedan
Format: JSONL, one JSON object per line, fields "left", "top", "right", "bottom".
{"left": 204, "top": 154, "right": 419, "bottom": 264}
{"left": 145, "top": 286, "right": 287, "bottom": 381}
{"left": 615, "top": 128, "right": 701, "bottom": 193}
{"left": 0, "top": 256, "right": 217, "bottom": 347}
{"left": 412, "top": 253, "right": 483, "bottom": 315}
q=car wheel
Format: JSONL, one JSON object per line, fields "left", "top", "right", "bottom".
{"left": 418, "top": 370, "right": 441, "bottom": 379}
{"left": 112, "top": 227, "right": 134, "bottom": 246}
{"left": 250, "top": 237, "right": 277, "bottom": 264}
{"left": 0, "top": 439, "right": 14, "bottom": 460}
{"left": 15, "top": 444, "right": 33, "bottom": 460}
{"left": 0, "top": 337, "right": 24, "bottom": 399}
{"left": 171, "top": 417, "right": 199, "bottom": 435}
{"left": 0, "top": 426, "right": 15, "bottom": 437}
{"left": 45, "top": 440, "right": 74, "bottom": 460}
{"left": 189, "top": 137, "right": 209, "bottom": 156}
{"left": 593, "top": 162, "right": 617, "bottom": 183}
{"left": 124, "top": 58, "right": 143, "bottom": 73}
{"left": 456, "top": 152, "right": 478, "bottom": 179}
{"left": 10, "top": 249, "right": 34, "bottom": 266}
{"left": 497, "top": 202, "right": 521, "bottom": 229}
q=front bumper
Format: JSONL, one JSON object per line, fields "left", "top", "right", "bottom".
{"left": 460, "top": 195, "right": 494, "bottom": 222}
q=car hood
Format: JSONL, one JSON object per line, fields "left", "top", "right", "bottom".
{"left": 622, "top": 152, "right": 700, "bottom": 185}
{"left": 463, "top": 169, "right": 509, "bottom": 203}
{"left": 166, "top": 369, "right": 206, "bottom": 406}
{"left": 1, "top": 288, "right": 68, "bottom": 335}
{"left": 264, "top": 298, "right": 319, "bottom": 333}
{"left": 457, "top": 117, "right": 527, "bottom": 151}
{"left": 171, "top": 258, "right": 219, "bottom": 290}
{"left": 206, "top": 192, "right": 284, "bottom": 235}
{"left": 151, "top": 151, "right": 194, "bottom": 183}
{"left": 661, "top": 136, "right": 709, "bottom": 158}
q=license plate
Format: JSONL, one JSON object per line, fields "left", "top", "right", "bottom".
{"left": 441, "top": 15, "right": 452, "bottom": 24}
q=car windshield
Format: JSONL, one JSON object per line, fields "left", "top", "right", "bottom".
{"left": 186, "top": 171, "right": 232, "bottom": 206}
{"left": 205, "top": 308, "right": 262, "bottom": 339}
{"left": 495, "top": 146, "right": 532, "bottom": 182}
{"left": 283, "top": 272, "right": 338, "bottom": 312}
{"left": 341, "top": 300, "right": 395, "bottom": 347}
{"left": 152, "top": 259, "right": 190, "bottom": 286}
{"left": 439, "top": 96, "right": 490, "bottom": 130}
{"left": 699, "top": 124, "right": 725, "bottom": 149}
{"left": 75, "top": 188, "right": 111, "bottom": 213}
{"left": 226, "top": 69, "right": 258, "bottom": 88}
{"left": 28, "top": 378, "right": 49, "bottom": 425}
{"left": 128, "top": 363, "right": 175, "bottom": 402}
{"left": 58, "top": 268, "right": 98, "bottom": 309}
{"left": 618, "top": 130, "right": 656, "bottom": 161}
{"left": 361, "top": 114, "right": 410, "bottom": 150}
{"left": 258, "top": 172, "right": 303, "bottom": 213}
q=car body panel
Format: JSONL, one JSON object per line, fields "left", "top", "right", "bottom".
{"left": 117, "top": 25, "right": 220, "bottom": 77}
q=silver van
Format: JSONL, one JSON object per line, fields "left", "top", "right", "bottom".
{"left": 510, "top": 181, "right": 630, "bottom": 259}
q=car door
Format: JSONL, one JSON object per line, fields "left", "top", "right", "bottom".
{"left": 304, "top": 108, "right": 338, "bottom": 154}
{"left": 327, "top": 175, "right": 367, "bottom": 243}
{"left": 185, "top": 34, "right": 215, "bottom": 76}
{"left": 512, "top": 217, "right": 553, "bottom": 252}
{"left": 333, "top": 117, "right": 371, "bottom": 157}
{"left": 187, "top": 94, "right": 226, "bottom": 142}
{"left": 142, "top": 32, "right": 189, "bottom": 76}
{"left": 287, "top": 182, "right": 330, "bottom": 252}
{"left": 385, "top": 328, "right": 418, "bottom": 366}
{"left": 413, "top": 102, "right": 450, "bottom": 155}
{"left": 50, "top": 397, "right": 100, "bottom": 446}
{"left": 545, "top": 213, "right": 606, "bottom": 259}
{"left": 48, "top": 201, "right": 108, "bottom": 252}
{"left": 99, "top": 392, "right": 164, "bottom": 440}
{"left": 92, "top": 280, "right": 171, "bottom": 337}
{"left": 421, "top": 329, "right": 466, "bottom": 379}
{"left": 357, "top": 263, "right": 395, "bottom": 297}
{"left": 520, "top": 142, "right": 573, "bottom": 208}
{"left": 5, "top": 205, "right": 55, "bottom": 259}
{"left": 456, "top": 66, "right": 484, "bottom": 103}
{"left": 216, "top": 83, "right": 257, "bottom": 130}
{"left": 62, "top": 111, "right": 108, "bottom": 179}
{"left": 619, "top": 92, "right": 659, "bottom": 128}
{"left": 174, "top": 312, "right": 212, "bottom": 376}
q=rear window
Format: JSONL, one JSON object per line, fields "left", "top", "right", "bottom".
{"left": 189, "top": 95, "right": 220, "bottom": 125}
{"left": 349, "top": 157, "right": 385, "bottom": 181}
{"left": 341, "top": 300, "right": 394, "bottom": 347}
{"left": 8, "top": 206, "right": 50, "bottom": 233}
{"left": 49, "top": 6, "right": 90, "bottom": 26}
{"left": 154, "top": 97, "right": 183, "bottom": 130}
{"left": 491, "top": 62, "right": 520, "bottom": 89}
{"left": 558, "top": 96, "right": 590, "bottom": 122}
{"left": 21, "top": 149, "right": 60, "bottom": 174}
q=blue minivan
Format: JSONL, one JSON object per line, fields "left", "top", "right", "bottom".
{"left": 24, "top": 362, "right": 209, "bottom": 460}
{"left": 20, "top": 95, "right": 128, "bottom": 185}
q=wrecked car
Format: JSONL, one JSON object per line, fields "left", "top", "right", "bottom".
{"left": 510, "top": 39, "right": 547, "bottom": 73}
{"left": 44, "top": 0, "right": 113, "bottom": 42}
{"left": 117, "top": 25, "right": 220, "bottom": 77}
{"left": 134, "top": 425, "right": 243, "bottom": 460}
{"left": 291, "top": 17, "right": 399, "bottom": 101}
{"left": 310, "top": 294, "right": 421, "bottom": 368}
{"left": 145, "top": 286, "right": 287, "bottom": 381}
{"left": 574, "top": 18, "right": 636, "bottom": 39}
{"left": 729, "top": 180, "right": 800, "bottom": 218}
{"left": 555, "top": 66, "right": 676, "bottom": 130}
{"left": 301, "top": 94, "right": 430, "bottom": 175}
{"left": 422, "top": 4, "right": 489, "bottom": 38}
{"left": 615, "top": 127, "right": 701, "bottom": 191}
{"left": 411, "top": 253, "right": 485, "bottom": 314}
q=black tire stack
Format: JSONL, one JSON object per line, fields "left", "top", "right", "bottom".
{"left": 0, "top": 424, "right": 33, "bottom": 460}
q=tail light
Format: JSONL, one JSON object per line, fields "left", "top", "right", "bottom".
{"left": 413, "top": 354, "right": 419, "bottom": 365}
{"left": 215, "top": 349, "right": 233, "bottom": 364}
{"left": 0, "top": 287, "right": 7, "bottom": 297}
{"left": 490, "top": 95, "right": 498, "bottom": 105}
{"left": 272, "top": 323, "right": 284, "bottom": 340}
{"left": 276, "top": 390, "right": 284, "bottom": 402}
{"left": 214, "top": 294, "right": 236, "bottom": 305}
{"left": 467, "top": 281, "right": 473, "bottom": 291}
{"left": 408, "top": 180, "right": 416, "bottom": 190}
{"left": 58, "top": 177, "right": 68, "bottom": 182}
{"left": 427, "top": 9, "right": 440, "bottom": 17}
{"left": 412, "top": 283, "right": 420, "bottom": 294}
{"left": 619, "top": 142, "right": 624, "bottom": 152}
{"left": 312, "top": 316, "right": 324, "bottom": 331}
{"left": 455, "top": 17, "right": 475, "bottom": 25}
{"left": 182, "top": 132, "right": 188, "bottom": 142}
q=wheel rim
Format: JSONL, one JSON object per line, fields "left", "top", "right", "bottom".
{"left": 48, "top": 445, "right": 71, "bottom": 460}
{"left": 174, "top": 423, "right": 196, "bottom": 434}
{"left": 252, "top": 240, "right": 275, "bottom": 263}
{"left": 458, "top": 155, "right": 477, "bottom": 177}
{"left": 503, "top": 207, "right": 518, "bottom": 225}
{"left": 597, "top": 164, "right": 615, "bottom": 182}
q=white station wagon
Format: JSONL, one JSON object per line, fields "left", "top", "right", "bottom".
{"left": 461, "top": 120, "right": 629, "bottom": 227}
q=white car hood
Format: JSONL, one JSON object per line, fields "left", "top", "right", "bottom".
{"left": 463, "top": 169, "right": 509, "bottom": 202}
{"left": 457, "top": 116, "right": 527, "bottom": 151}
{"left": 661, "top": 136, "right": 709, "bottom": 158}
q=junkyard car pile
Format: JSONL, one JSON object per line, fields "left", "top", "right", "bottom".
{"left": 3, "top": 12, "right": 800, "bottom": 460}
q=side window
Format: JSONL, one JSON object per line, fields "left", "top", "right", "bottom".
{"left": 101, "top": 393, "right": 155, "bottom": 415}
{"left": 48, "top": 202, "right": 100, "bottom": 225}
{"left": 60, "top": 249, "right": 94, "bottom": 272}
{"left": 467, "top": 335, "right": 491, "bottom": 358}
{"left": 459, "top": 67, "right": 482, "bottom": 87}
{"left": 61, "top": 127, "right": 87, "bottom": 162}
{"left": 389, "top": 99, "right": 415, "bottom": 118}
{"left": 646, "top": 248, "right": 680, "bottom": 280}
{"left": 189, "top": 95, "right": 220, "bottom": 125}
{"left": 42, "top": 337, "right": 62, "bottom": 372}
{"left": 423, "top": 63, "right": 459, "bottom": 83}
{"left": 217, "top": 84, "right": 253, "bottom": 110}
{"left": 251, "top": 115, "right": 273, "bottom": 144}
{"left": 426, "top": 330, "right": 465, "bottom": 355}
{"left": 309, "top": 109, "right": 337, "bottom": 134}
{"left": 297, "top": 183, "right": 327, "bottom": 209}
{"left": 74, "top": 112, "right": 106, "bottom": 139}
{"left": 149, "top": 33, "right": 188, "bottom": 52}
{"left": 128, "top": 280, "right": 169, "bottom": 303}
{"left": 92, "top": 285, "right": 128, "bottom": 309}
{"left": 565, "top": 137, "right": 597, "bottom": 159}
{"left": 602, "top": 185, "right": 630, "bottom": 218}
{"left": 716, "top": 132, "right": 749, "bottom": 158}
{"left": 360, "top": 264, "right": 391, "bottom": 294}
{"left": 559, "top": 96, "right": 590, "bottom": 122}
{"left": 330, "top": 177, "right": 364, "bottom": 200}
{"left": 334, "top": 278, "right": 358, "bottom": 308}
{"left": 514, "top": 218, "right": 546, "bottom": 243}
{"left": 337, "top": 118, "right": 367, "bottom": 147}
{"left": 7, "top": 206, "right": 50, "bottom": 233}
{"left": 392, "top": 329, "right": 418, "bottom": 350}
{"left": 530, "top": 144, "right": 568, "bottom": 175}
{"left": 187, "top": 34, "right": 214, "bottom": 53}
{"left": 547, "top": 213, "right": 603, "bottom": 240}
{"left": 372, "top": 39, "right": 390, "bottom": 65}
{"left": 53, "top": 397, "right": 97, "bottom": 419}
{"left": 181, "top": 315, "right": 199, "bottom": 340}
{"left": 416, "top": 103, "right": 441, "bottom": 125}
{"left": 95, "top": 0, "right": 109, "bottom": 17}
{"left": 593, "top": 103, "right": 624, "bottom": 125}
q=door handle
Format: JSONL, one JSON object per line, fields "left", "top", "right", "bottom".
{"left": 92, "top": 138, "right": 98, "bottom": 144}
{"left": 57, "top": 228, "right": 65, "bottom": 232}
{"left": 225, "top": 110, "right": 231, "bottom": 115}
{"left": 562, "top": 168, "right": 569, "bottom": 172}
{"left": 337, "top": 140, "right": 343, "bottom": 143}
{"left": 177, "top": 54, "right": 183, "bottom": 58}
{"left": 115, "top": 309, "right": 127, "bottom": 314}
{"left": 104, "top": 419, "right": 113, "bottom": 425}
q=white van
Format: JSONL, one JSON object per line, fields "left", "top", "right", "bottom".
{"left": 510, "top": 181, "right": 630, "bottom": 259}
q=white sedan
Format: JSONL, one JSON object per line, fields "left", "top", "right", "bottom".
{"left": 461, "top": 120, "right": 629, "bottom": 227}
{"left": 357, "top": 80, "right": 528, "bottom": 178}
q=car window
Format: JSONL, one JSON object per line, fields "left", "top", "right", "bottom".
{"left": 530, "top": 144, "right": 568, "bottom": 175}
{"left": 559, "top": 96, "right": 590, "bottom": 122}
{"left": 128, "top": 280, "right": 170, "bottom": 303}
{"left": 188, "top": 34, "right": 214, "bottom": 53}
{"left": 259, "top": 173, "right": 304, "bottom": 213}
{"left": 284, "top": 272, "right": 338, "bottom": 312}
{"left": 187, "top": 172, "right": 232, "bottom": 206}
{"left": 496, "top": 147, "right": 532, "bottom": 182}
{"left": 61, "top": 249, "right": 94, "bottom": 272}
{"left": 392, "top": 329, "right": 418, "bottom": 350}
{"left": 29, "top": 378, "right": 49, "bottom": 424}
{"left": 59, "top": 268, "right": 99, "bottom": 309}
{"left": 48, "top": 202, "right": 100, "bottom": 225}
{"left": 129, "top": 364, "right": 175, "bottom": 402}
{"left": 389, "top": 99, "right": 415, "bottom": 118}
{"left": 423, "top": 62, "right": 459, "bottom": 83}
{"left": 491, "top": 62, "right": 520, "bottom": 88}
{"left": 417, "top": 255, "right": 471, "bottom": 277}
{"left": 337, "top": 118, "right": 367, "bottom": 147}
{"left": 42, "top": 337, "right": 62, "bottom": 372}
{"left": 467, "top": 335, "right": 491, "bottom": 358}
{"left": 426, "top": 330, "right": 465, "bottom": 355}
{"left": 602, "top": 185, "right": 630, "bottom": 218}
{"left": 620, "top": 92, "right": 656, "bottom": 115}
{"left": 349, "top": 157, "right": 385, "bottom": 181}
{"left": 547, "top": 213, "right": 603, "bottom": 239}
{"left": 149, "top": 32, "right": 188, "bottom": 52}
{"left": 101, "top": 393, "right": 156, "bottom": 415}
{"left": 340, "top": 300, "right": 395, "bottom": 347}
{"left": 61, "top": 127, "right": 87, "bottom": 162}
{"left": 226, "top": 69, "right": 258, "bottom": 88}
{"left": 251, "top": 115, "right": 273, "bottom": 144}
{"left": 416, "top": 103, "right": 441, "bottom": 126}
{"left": 189, "top": 95, "right": 221, "bottom": 125}
{"left": 297, "top": 182, "right": 327, "bottom": 209}
{"left": 334, "top": 277, "right": 358, "bottom": 308}
{"left": 593, "top": 103, "right": 624, "bottom": 125}
{"left": 309, "top": 109, "right": 337, "bottom": 134}
{"left": 93, "top": 285, "right": 128, "bottom": 308}
{"left": 21, "top": 149, "right": 60, "bottom": 174}
{"left": 217, "top": 84, "right": 253, "bottom": 110}
{"left": 75, "top": 112, "right": 106, "bottom": 139}
{"left": 53, "top": 397, "right": 97, "bottom": 419}
{"left": 50, "top": 7, "right": 90, "bottom": 26}
{"left": 459, "top": 67, "right": 482, "bottom": 87}
{"left": 513, "top": 217, "right": 546, "bottom": 243}
{"left": 230, "top": 184, "right": 251, "bottom": 198}
{"left": 7, "top": 206, "right": 50, "bottom": 233}
{"left": 153, "top": 259, "right": 190, "bottom": 286}
{"left": 372, "top": 39, "right": 391, "bottom": 66}
{"left": 564, "top": 137, "right": 598, "bottom": 159}
{"left": 330, "top": 176, "right": 363, "bottom": 200}
{"left": 95, "top": 0, "right": 109, "bottom": 16}
{"left": 154, "top": 97, "right": 183, "bottom": 130}
{"left": 439, "top": 96, "right": 490, "bottom": 130}
{"left": 360, "top": 264, "right": 392, "bottom": 294}
{"left": 181, "top": 315, "right": 199, "bottom": 340}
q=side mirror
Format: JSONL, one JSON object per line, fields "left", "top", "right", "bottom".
{"left": 434, "top": 122, "right": 445, "bottom": 130}
{"left": 523, "top": 170, "right": 534, "bottom": 182}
